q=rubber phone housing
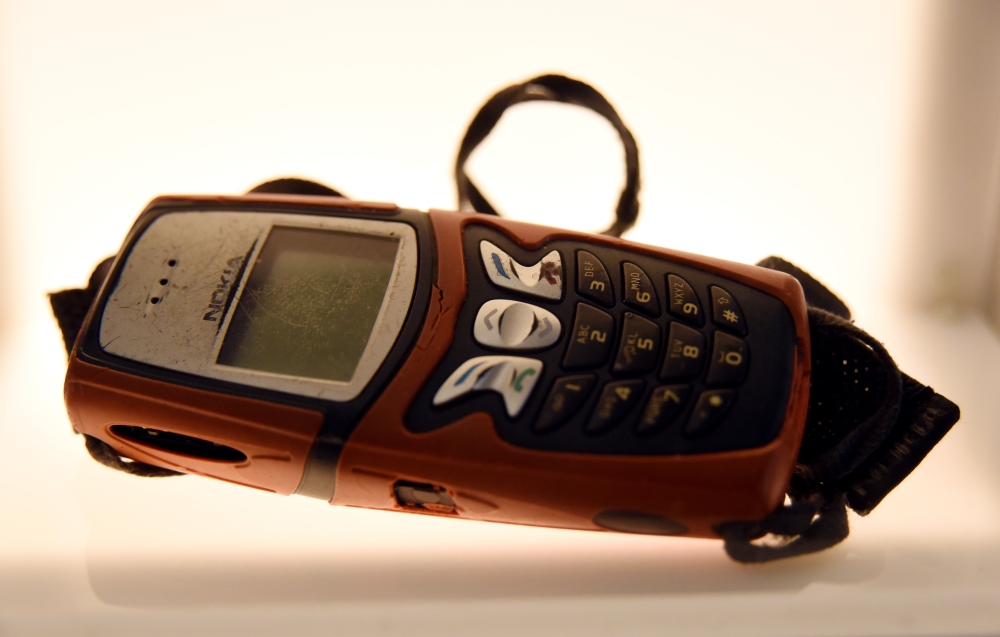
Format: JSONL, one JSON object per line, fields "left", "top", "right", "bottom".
{"left": 64, "top": 194, "right": 811, "bottom": 539}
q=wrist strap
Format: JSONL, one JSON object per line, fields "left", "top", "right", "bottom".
{"left": 715, "top": 259, "right": 960, "bottom": 563}
{"left": 455, "top": 74, "right": 641, "bottom": 237}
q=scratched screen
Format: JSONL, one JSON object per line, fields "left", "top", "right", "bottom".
{"left": 216, "top": 226, "right": 400, "bottom": 382}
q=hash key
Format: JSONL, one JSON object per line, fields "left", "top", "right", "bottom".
{"left": 710, "top": 285, "right": 747, "bottom": 335}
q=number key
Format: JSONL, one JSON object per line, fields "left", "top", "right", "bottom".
{"left": 666, "top": 274, "right": 704, "bottom": 326}
{"left": 612, "top": 313, "right": 660, "bottom": 375}
{"left": 534, "top": 375, "right": 596, "bottom": 433}
{"left": 705, "top": 332, "right": 750, "bottom": 386}
{"left": 585, "top": 380, "right": 644, "bottom": 434}
{"left": 576, "top": 250, "right": 614, "bottom": 307}
{"left": 659, "top": 322, "right": 705, "bottom": 381}
{"left": 562, "top": 303, "right": 615, "bottom": 369}
{"left": 622, "top": 262, "right": 660, "bottom": 317}
{"left": 635, "top": 384, "right": 691, "bottom": 436}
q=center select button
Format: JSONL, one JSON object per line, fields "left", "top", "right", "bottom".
{"left": 474, "top": 300, "right": 562, "bottom": 350}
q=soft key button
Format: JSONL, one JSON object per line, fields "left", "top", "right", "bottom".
{"left": 480, "top": 240, "right": 563, "bottom": 300}
{"left": 433, "top": 356, "right": 543, "bottom": 418}
{"left": 474, "top": 300, "right": 561, "bottom": 350}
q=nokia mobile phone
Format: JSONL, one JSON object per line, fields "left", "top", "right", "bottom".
{"left": 64, "top": 193, "right": 810, "bottom": 538}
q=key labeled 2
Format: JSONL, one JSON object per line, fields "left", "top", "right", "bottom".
{"left": 563, "top": 303, "right": 615, "bottom": 369}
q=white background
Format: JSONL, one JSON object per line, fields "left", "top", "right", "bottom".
{"left": 1, "top": 1, "right": 999, "bottom": 635}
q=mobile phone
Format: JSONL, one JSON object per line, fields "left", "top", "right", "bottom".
{"left": 64, "top": 193, "right": 810, "bottom": 538}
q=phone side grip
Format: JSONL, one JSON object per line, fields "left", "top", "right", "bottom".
{"left": 65, "top": 357, "right": 324, "bottom": 495}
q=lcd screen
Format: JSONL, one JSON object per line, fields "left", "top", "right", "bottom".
{"left": 216, "top": 226, "right": 400, "bottom": 382}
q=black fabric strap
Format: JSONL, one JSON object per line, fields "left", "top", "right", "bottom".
{"left": 247, "top": 177, "right": 345, "bottom": 198}
{"left": 796, "top": 308, "right": 903, "bottom": 483}
{"left": 85, "top": 434, "right": 181, "bottom": 477}
{"left": 717, "top": 257, "right": 960, "bottom": 563}
{"left": 49, "top": 256, "right": 115, "bottom": 356}
{"left": 755, "top": 256, "right": 851, "bottom": 320}
{"left": 837, "top": 373, "right": 960, "bottom": 515}
{"left": 716, "top": 490, "right": 849, "bottom": 563}
{"left": 455, "top": 74, "right": 641, "bottom": 237}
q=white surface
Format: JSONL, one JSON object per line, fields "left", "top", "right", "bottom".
{"left": 2, "top": 312, "right": 999, "bottom": 636}
{"left": 2, "top": 1, "right": 999, "bottom": 635}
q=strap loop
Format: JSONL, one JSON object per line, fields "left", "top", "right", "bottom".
{"left": 455, "top": 74, "right": 641, "bottom": 237}
{"left": 718, "top": 257, "right": 961, "bottom": 562}
{"left": 716, "top": 490, "right": 849, "bottom": 563}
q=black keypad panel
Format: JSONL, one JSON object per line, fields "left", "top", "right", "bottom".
{"left": 576, "top": 251, "right": 614, "bottom": 307}
{"left": 660, "top": 322, "right": 705, "bottom": 381}
{"left": 534, "top": 375, "right": 596, "bottom": 433}
{"left": 636, "top": 384, "right": 691, "bottom": 436}
{"left": 587, "top": 380, "right": 644, "bottom": 434}
{"left": 563, "top": 304, "right": 615, "bottom": 369}
{"left": 622, "top": 262, "right": 660, "bottom": 317}
{"left": 710, "top": 285, "right": 747, "bottom": 335}
{"left": 613, "top": 313, "right": 661, "bottom": 375}
{"left": 405, "top": 225, "right": 798, "bottom": 458}
{"left": 706, "top": 332, "right": 749, "bottom": 386}
{"left": 666, "top": 274, "right": 704, "bottom": 326}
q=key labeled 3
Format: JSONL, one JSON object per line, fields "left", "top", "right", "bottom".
{"left": 474, "top": 300, "right": 561, "bottom": 350}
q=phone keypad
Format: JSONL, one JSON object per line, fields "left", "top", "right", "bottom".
{"left": 406, "top": 226, "right": 798, "bottom": 457}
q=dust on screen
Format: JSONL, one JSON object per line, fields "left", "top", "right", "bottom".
{"left": 216, "top": 226, "right": 400, "bottom": 382}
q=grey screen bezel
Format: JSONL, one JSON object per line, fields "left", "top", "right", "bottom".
{"left": 99, "top": 210, "right": 418, "bottom": 402}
